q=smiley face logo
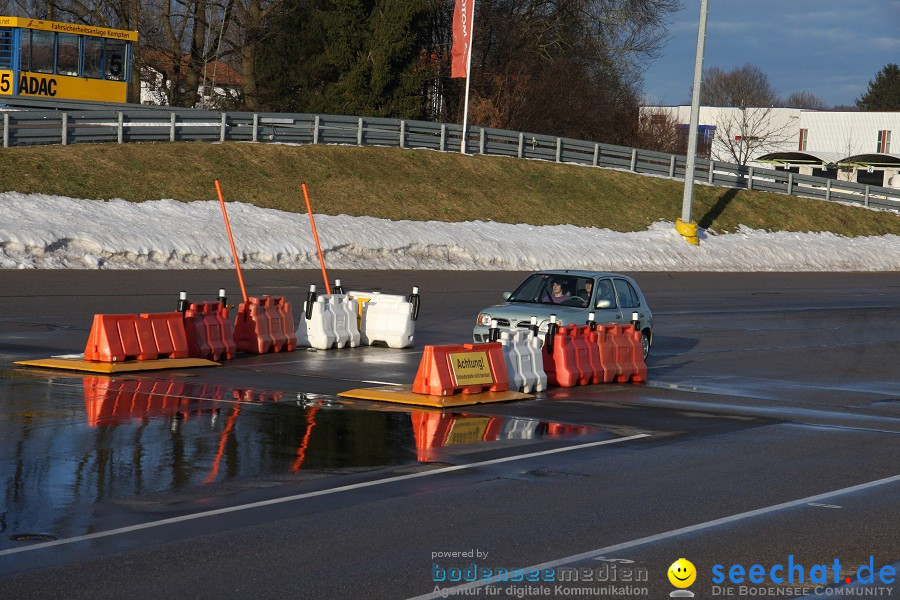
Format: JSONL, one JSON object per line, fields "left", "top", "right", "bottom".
{"left": 668, "top": 558, "right": 697, "bottom": 588}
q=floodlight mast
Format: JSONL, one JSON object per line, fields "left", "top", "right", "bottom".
{"left": 677, "top": 0, "right": 709, "bottom": 246}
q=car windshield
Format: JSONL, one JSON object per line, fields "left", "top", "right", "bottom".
{"left": 507, "top": 274, "right": 595, "bottom": 307}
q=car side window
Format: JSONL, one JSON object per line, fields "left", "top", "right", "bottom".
{"left": 595, "top": 278, "right": 617, "bottom": 308}
{"left": 613, "top": 279, "right": 640, "bottom": 308}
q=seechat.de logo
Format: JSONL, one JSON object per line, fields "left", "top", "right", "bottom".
{"left": 668, "top": 558, "right": 697, "bottom": 598}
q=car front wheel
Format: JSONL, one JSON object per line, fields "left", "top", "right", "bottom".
{"left": 641, "top": 330, "right": 651, "bottom": 360}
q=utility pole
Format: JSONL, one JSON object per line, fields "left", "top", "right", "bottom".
{"left": 676, "top": 0, "right": 709, "bottom": 246}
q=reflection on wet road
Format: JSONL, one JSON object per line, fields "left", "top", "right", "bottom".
{"left": 0, "top": 372, "right": 600, "bottom": 549}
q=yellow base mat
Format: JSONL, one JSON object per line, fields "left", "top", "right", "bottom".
{"left": 15, "top": 357, "right": 220, "bottom": 373}
{"left": 338, "top": 384, "right": 533, "bottom": 408}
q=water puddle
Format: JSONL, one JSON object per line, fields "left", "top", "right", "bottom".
{"left": 0, "top": 373, "right": 601, "bottom": 544}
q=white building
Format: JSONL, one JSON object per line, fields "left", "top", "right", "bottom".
{"left": 641, "top": 106, "right": 900, "bottom": 188}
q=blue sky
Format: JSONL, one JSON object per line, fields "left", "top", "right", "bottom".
{"left": 642, "top": 0, "right": 900, "bottom": 107}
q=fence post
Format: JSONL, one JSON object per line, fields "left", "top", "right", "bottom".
{"left": 593, "top": 144, "right": 599, "bottom": 167}
{"left": 787, "top": 172, "right": 793, "bottom": 195}
{"left": 865, "top": 185, "right": 870, "bottom": 207}
{"left": 630, "top": 148, "right": 637, "bottom": 172}
{"left": 479, "top": 128, "right": 485, "bottom": 154}
{"left": 669, "top": 155, "right": 675, "bottom": 178}
{"left": 252, "top": 114, "right": 259, "bottom": 142}
{"left": 61, "top": 112, "right": 67, "bottom": 146}
{"left": 117, "top": 111, "right": 124, "bottom": 144}
{"left": 518, "top": 132, "right": 524, "bottom": 158}
{"left": 400, "top": 120, "right": 406, "bottom": 149}
{"left": 748, "top": 167, "right": 754, "bottom": 190}
{"left": 358, "top": 117, "right": 364, "bottom": 146}
{"left": 555, "top": 138, "right": 562, "bottom": 163}
{"left": 170, "top": 112, "right": 176, "bottom": 142}
{"left": 826, "top": 179, "right": 832, "bottom": 202}
{"left": 2, "top": 113, "right": 8, "bottom": 147}
{"left": 440, "top": 124, "right": 446, "bottom": 151}
{"left": 708, "top": 160, "right": 715, "bottom": 184}
{"left": 313, "top": 115, "right": 320, "bottom": 144}
{"left": 220, "top": 113, "right": 227, "bottom": 142}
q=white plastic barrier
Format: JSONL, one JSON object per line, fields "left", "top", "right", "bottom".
{"left": 350, "top": 291, "right": 416, "bottom": 349}
{"left": 296, "top": 296, "right": 335, "bottom": 350}
{"left": 296, "top": 293, "right": 361, "bottom": 350}
{"left": 330, "top": 294, "right": 360, "bottom": 348}
{"left": 499, "top": 330, "right": 547, "bottom": 393}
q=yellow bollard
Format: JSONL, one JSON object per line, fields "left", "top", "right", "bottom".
{"left": 675, "top": 219, "right": 700, "bottom": 246}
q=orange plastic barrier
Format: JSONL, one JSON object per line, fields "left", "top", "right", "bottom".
{"left": 590, "top": 327, "right": 616, "bottom": 383}
{"left": 542, "top": 326, "right": 583, "bottom": 388}
{"left": 139, "top": 312, "right": 190, "bottom": 359}
{"left": 541, "top": 324, "right": 647, "bottom": 388}
{"left": 84, "top": 313, "right": 190, "bottom": 363}
{"left": 412, "top": 342, "right": 508, "bottom": 396}
{"left": 568, "top": 326, "right": 593, "bottom": 386}
{"left": 584, "top": 326, "right": 603, "bottom": 384}
{"left": 184, "top": 301, "right": 236, "bottom": 361}
{"left": 233, "top": 295, "right": 298, "bottom": 354}
{"left": 604, "top": 324, "right": 647, "bottom": 383}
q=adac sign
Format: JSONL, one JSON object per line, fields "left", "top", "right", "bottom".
{"left": 0, "top": 70, "right": 127, "bottom": 102}
{"left": 18, "top": 73, "right": 58, "bottom": 96}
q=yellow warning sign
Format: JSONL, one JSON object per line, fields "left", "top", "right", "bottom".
{"left": 449, "top": 351, "right": 493, "bottom": 386}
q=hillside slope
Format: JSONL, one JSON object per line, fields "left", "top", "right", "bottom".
{"left": 1, "top": 142, "right": 898, "bottom": 236}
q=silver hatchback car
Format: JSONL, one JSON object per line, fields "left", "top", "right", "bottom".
{"left": 473, "top": 270, "right": 653, "bottom": 358}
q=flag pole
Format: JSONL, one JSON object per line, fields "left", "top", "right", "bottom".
{"left": 460, "top": 0, "right": 476, "bottom": 154}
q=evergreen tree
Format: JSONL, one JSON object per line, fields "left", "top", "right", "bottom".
{"left": 856, "top": 64, "right": 900, "bottom": 111}
{"left": 255, "top": 0, "right": 433, "bottom": 118}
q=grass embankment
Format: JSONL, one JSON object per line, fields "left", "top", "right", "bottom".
{"left": 0, "top": 142, "right": 898, "bottom": 236}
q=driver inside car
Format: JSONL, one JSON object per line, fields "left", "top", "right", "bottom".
{"left": 544, "top": 279, "right": 571, "bottom": 303}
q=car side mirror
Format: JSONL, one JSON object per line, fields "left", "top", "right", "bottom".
{"left": 502, "top": 292, "right": 512, "bottom": 301}
{"left": 595, "top": 299, "right": 611, "bottom": 309}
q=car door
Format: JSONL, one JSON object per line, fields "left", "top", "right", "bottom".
{"left": 592, "top": 277, "right": 623, "bottom": 325}
{"left": 613, "top": 278, "right": 643, "bottom": 325}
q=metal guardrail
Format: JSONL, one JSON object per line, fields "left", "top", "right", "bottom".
{"left": 2, "top": 98, "right": 899, "bottom": 212}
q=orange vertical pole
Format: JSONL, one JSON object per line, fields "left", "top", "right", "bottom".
{"left": 301, "top": 182, "right": 331, "bottom": 295}
{"left": 214, "top": 179, "right": 249, "bottom": 304}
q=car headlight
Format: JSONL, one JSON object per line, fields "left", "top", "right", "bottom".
{"left": 477, "top": 313, "right": 492, "bottom": 327}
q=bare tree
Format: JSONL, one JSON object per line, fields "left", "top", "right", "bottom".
{"left": 700, "top": 63, "right": 779, "bottom": 107}
{"left": 784, "top": 91, "right": 828, "bottom": 110}
{"left": 634, "top": 107, "right": 683, "bottom": 154}
{"left": 711, "top": 106, "right": 795, "bottom": 165}
{"left": 225, "top": 0, "right": 284, "bottom": 110}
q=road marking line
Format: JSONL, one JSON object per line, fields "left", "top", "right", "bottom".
{"left": 0, "top": 434, "right": 649, "bottom": 557}
{"left": 406, "top": 473, "right": 900, "bottom": 600}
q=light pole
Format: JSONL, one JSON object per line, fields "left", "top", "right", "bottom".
{"left": 677, "top": 0, "right": 709, "bottom": 246}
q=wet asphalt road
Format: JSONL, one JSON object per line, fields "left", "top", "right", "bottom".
{"left": 0, "top": 270, "right": 898, "bottom": 600}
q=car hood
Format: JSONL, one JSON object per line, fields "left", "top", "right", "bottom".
{"left": 481, "top": 302, "right": 586, "bottom": 326}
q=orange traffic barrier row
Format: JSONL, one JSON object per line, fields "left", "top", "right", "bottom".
{"left": 542, "top": 324, "right": 646, "bottom": 388}
{"left": 233, "top": 295, "right": 298, "bottom": 354}
{"left": 184, "top": 301, "right": 236, "bottom": 361}
{"left": 84, "top": 313, "right": 189, "bottom": 363}
{"left": 412, "top": 342, "right": 508, "bottom": 396}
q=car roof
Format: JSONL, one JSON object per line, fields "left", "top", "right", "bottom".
{"left": 535, "top": 269, "right": 628, "bottom": 278}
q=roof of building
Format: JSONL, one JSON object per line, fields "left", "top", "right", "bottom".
{"left": 140, "top": 49, "right": 243, "bottom": 87}
{"left": 757, "top": 151, "right": 845, "bottom": 165}
{"left": 843, "top": 153, "right": 900, "bottom": 166}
